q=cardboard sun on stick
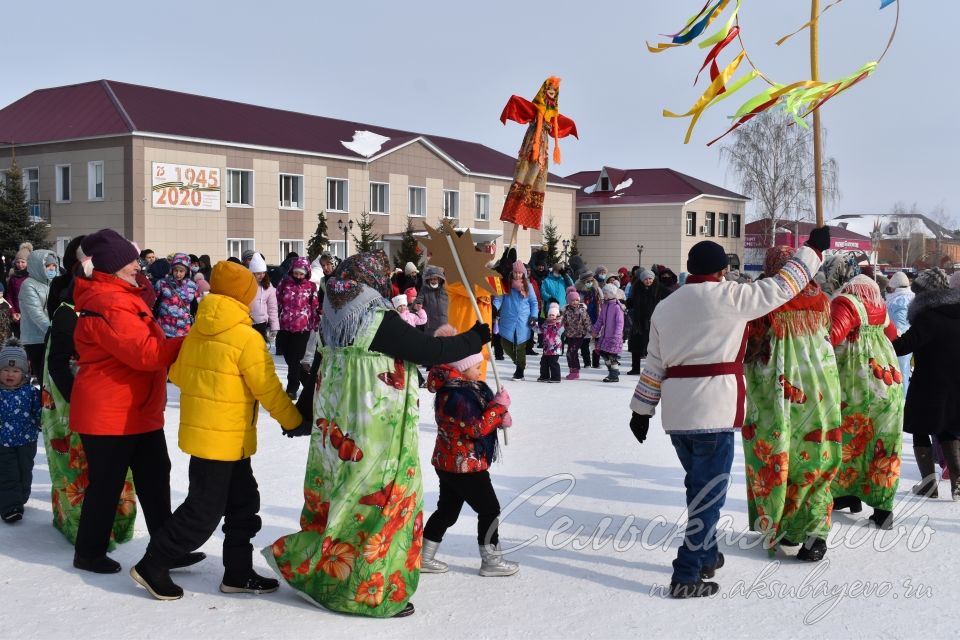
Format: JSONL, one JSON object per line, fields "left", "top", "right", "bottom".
{"left": 420, "top": 219, "right": 508, "bottom": 444}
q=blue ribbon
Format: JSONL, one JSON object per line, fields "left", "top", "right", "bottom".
{"left": 672, "top": 0, "right": 725, "bottom": 44}
{"left": 880, "top": 0, "right": 896, "bottom": 8}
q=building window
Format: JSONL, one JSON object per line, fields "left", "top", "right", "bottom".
{"left": 579, "top": 212, "right": 600, "bottom": 236}
{"left": 475, "top": 193, "right": 490, "bottom": 221}
{"left": 326, "top": 178, "right": 347, "bottom": 212}
{"left": 55, "top": 164, "right": 71, "bottom": 203}
{"left": 408, "top": 186, "right": 426, "bottom": 217}
{"left": 370, "top": 182, "right": 389, "bottom": 214}
{"left": 704, "top": 212, "right": 716, "bottom": 236}
{"left": 443, "top": 190, "right": 459, "bottom": 219}
{"left": 56, "top": 236, "right": 72, "bottom": 258}
{"left": 731, "top": 214, "right": 742, "bottom": 238}
{"left": 226, "top": 238, "right": 255, "bottom": 260}
{"left": 88, "top": 161, "right": 104, "bottom": 200}
{"left": 227, "top": 169, "right": 253, "bottom": 206}
{"left": 280, "top": 174, "right": 304, "bottom": 209}
{"left": 280, "top": 239, "right": 304, "bottom": 259}
{"left": 718, "top": 213, "right": 729, "bottom": 237}
{"left": 22, "top": 167, "right": 39, "bottom": 202}
{"left": 686, "top": 211, "right": 697, "bottom": 236}
{"left": 600, "top": 176, "right": 610, "bottom": 191}
{"left": 328, "top": 240, "right": 346, "bottom": 260}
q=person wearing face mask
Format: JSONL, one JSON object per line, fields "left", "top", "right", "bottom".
{"left": 575, "top": 270, "right": 601, "bottom": 368}
{"left": 493, "top": 261, "right": 539, "bottom": 380}
{"left": 275, "top": 257, "right": 319, "bottom": 398}
{"left": 154, "top": 253, "right": 199, "bottom": 338}
{"left": 416, "top": 265, "right": 449, "bottom": 336}
{"left": 19, "top": 248, "right": 60, "bottom": 382}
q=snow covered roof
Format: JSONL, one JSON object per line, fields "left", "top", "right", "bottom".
{"left": 566, "top": 167, "right": 746, "bottom": 206}
{"left": 831, "top": 213, "right": 959, "bottom": 241}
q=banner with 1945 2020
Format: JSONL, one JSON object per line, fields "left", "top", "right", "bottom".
{"left": 151, "top": 162, "right": 222, "bottom": 210}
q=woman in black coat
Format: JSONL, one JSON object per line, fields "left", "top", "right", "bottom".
{"left": 626, "top": 269, "right": 659, "bottom": 374}
{"left": 892, "top": 268, "right": 960, "bottom": 500}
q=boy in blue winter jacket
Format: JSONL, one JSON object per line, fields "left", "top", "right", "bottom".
{"left": 0, "top": 340, "right": 41, "bottom": 523}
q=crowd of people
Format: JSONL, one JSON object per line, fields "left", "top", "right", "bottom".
{"left": 2, "top": 226, "right": 959, "bottom": 614}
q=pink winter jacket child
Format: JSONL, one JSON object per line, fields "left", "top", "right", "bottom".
{"left": 399, "top": 308, "right": 427, "bottom": 328}
{"left": 250, "top": 284, "right": 279, "bottom": 330}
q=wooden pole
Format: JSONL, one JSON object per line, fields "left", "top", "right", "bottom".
{"left": 442, "top": 231, "right": 508, "bottom": 445}
{"left": 810, "top": 0, "right": 825, "bottom": 228}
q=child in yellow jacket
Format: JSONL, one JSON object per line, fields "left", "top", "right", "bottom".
{"left": 131, "top": 261, "right": 303, "bottom": 601}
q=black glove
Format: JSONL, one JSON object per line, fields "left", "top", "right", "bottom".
{"left": 469, "top": 321, "right": 492, "bottom": 344}
{"left": 283, "top": 420, "right": 313, "bottom": 438}
{"left": 629, "top": 413, "right": 650, "bottom": 444}
{"left": 805, "top": 226, "right": 831, "bottom": 253}
{"left": 528, "top": 318, "right": 538, "bottom": 329}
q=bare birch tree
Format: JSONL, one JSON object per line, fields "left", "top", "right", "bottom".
{"left": 720, "top": 110, "right": 839, "bottom": 246}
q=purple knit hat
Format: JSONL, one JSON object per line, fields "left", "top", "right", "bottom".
{"left": 80, "top": 229, "right": 139, "bottom": 274}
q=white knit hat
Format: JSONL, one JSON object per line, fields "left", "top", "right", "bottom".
{"left": 248, "top": 253, "right": 267, "bottom": 274}
{"left": 602, "top": 283, "right": 619, "bottom": 300}
{"left": 889, "top": 271, "right": 910, "bottom": 290}
{"left": 391, "top": 294, "right": 408, "bottom": 310}
{"left": 547, "top": 302, "right": 560, "bottom": 318}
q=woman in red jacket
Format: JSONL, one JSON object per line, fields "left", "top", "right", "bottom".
{"left": 70, "top": 230, "right": 195, "bottom": 574}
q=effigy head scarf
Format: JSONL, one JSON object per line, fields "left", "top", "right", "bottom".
{"left": 325, "top": 251, "right": 392, "bottom": 310}
{"left": 532, "top": 76, "right": 561, "bottom": 122}
{"left": 817, "top": 252, "right": 860, "bottom": 296}
{"left": 839, "top": 274, "right": 884, "bottom": 307}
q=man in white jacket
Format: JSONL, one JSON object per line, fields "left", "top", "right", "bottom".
{"left": 629, "top": 227, "right": 829, "bottom": 598}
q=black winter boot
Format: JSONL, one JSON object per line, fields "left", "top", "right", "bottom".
{"left": 911, "top": 445, "right": 939, "bottom": 498}
{"left": 670, "top": 580, "right": 719, "bottom": 598}
{"left": 73, "top": 553, "right": 121, "bottom": 574}
{"left": 130, "top": 554, "right": 183, "bottom": 600}
{"left": 832, "top": 495, "right": 862, "bottom": 513}
{"left": 512, "top": 366, "right": 524, "bottom": 381}
{"left": 170, "top": 551, "right": 207, "bottom": 570}
{"left": 220, "top": 570, "right": 279, "bottom": 594}
{"left": 868, "top": 509, "right": 893, "bottom": 530}
{"left": 796, "top": 538, "right": 828, "bottom": 562}
{"left": 940, "top": 440, "right": 960, "bottom": 500}
{"left": 700, "top": 552, "right": 724, "bottom": 579}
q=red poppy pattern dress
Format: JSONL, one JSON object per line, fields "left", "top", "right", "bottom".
{"left": 743, "top": 290, "right": 842, "bottom": 549}
{"left": 264, "top": 309, "right": 421, "bottom": 617}
{"left": 829, "top": 294, "right": 904, "bottom": 510}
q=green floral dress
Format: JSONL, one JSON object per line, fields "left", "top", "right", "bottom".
{"left": 264, "top": 309, "right": 422, "bottom": 617}
{"left": 830, "top": 294, "right": 904, "bottom": 510}
{"left": 744, "top": 292, "right": 842, "bottom": 549}
{"left": 40, "top": 304, "right": 137, "bottom": 547}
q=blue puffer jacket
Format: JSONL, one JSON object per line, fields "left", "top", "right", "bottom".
{"left": 493, "top": 282, "right": 538, "bottom": 344}
{"left": 540, "top": 272, "right": 574, "bottom": 310}
{"left": 0, "top": 384, "right": 41, "bottom": 447}
{"left": 19, "top": 250, "right": 58, "bottom": 345}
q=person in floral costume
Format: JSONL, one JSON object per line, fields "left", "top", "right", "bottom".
{"left": 828, "top": 275, "right": 904, "bottom": 529}
{"left": 265, "top": 252, "right": 490, "bottom": 618}
{"left": 154, "top": 253, "right": 198, "bottom": 338}
{"left": 743, "top": 247, "right": 841, "bottom": 561}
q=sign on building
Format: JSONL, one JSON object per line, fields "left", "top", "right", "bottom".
{"left": 151, "top": 162, "right": 221, "bottom": 210}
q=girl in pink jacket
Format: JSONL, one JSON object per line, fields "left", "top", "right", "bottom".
{"left": 392, "top": 294, "right": 427, "bottom": 327}
{"left": 248, "top": 254, "right": 278, "bottom": 340}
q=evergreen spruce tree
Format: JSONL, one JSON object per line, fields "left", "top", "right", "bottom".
{"left": 0, "top": 162, "right": 50, "bottom": 253}
{"left": 351, "top": 211, "right": 381, "bottom": 253}
{"left": 393, "top": 217, "right": 423, "bottom": 270}
{"left": 568, "top": 236, "right": 580, "bottom": 257}
{"left": 306, "top": 210, "right": 330, "bottom": 260}
{"left": 542, "top": 216, "right": 561, "bottom": 266}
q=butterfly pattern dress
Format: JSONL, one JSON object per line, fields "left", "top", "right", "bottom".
{"left": 743, "top": 290, "right": 842, "bottom": 550}
{"left": 264, "top": 308, "right": 422, "bottom": 617}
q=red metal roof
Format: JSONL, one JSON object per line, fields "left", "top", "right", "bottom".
{"left": 0, "top": 80, "right": 575, "bottom": 185}
{"left": 565, "top": 167, "right": 745, "bottom": 206}
{"left": 745, "top": 219, "right": 871, "bottom": 240}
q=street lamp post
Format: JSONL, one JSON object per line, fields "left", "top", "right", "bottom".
{"left": 337, "top": 218, "right": 354, "bottom": 259}
{"left": 636, "top": 244, "right": 644, "bottom": 266}
{"left": 561, "top": 239, "right": 570, "bottom": 265}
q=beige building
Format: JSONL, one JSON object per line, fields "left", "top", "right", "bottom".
{"left": 565, "top": 167, "right": 747, "bottom": 273}
{"left": 0, "top": 80, "right": 578, "bottom": 263}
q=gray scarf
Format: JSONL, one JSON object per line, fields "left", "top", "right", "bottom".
{"left": 320, "top": 284, "right": 390, "bottom": 348}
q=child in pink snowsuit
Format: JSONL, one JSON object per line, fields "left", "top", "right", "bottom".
{"left": 393, "top": 294, "right": 427, "bottom": 328}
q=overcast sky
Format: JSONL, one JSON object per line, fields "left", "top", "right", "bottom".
{"left": 5, "top": 1, "right": 956, "bottom": 224}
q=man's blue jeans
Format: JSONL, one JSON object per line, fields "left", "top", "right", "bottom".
{"left": 669, "top": 431, "right": 735, "bottom": 584}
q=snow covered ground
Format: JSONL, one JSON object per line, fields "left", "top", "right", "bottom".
{"left": 2, "top": 351, "right": 957, "bottom": 639}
